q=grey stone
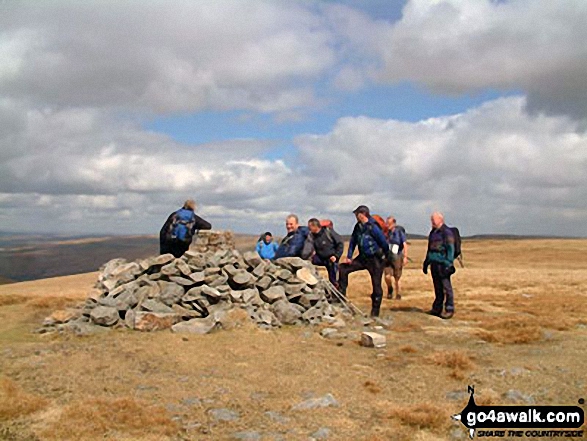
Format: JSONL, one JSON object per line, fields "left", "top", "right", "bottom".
{"left": 229, "top": 290, "right": 243, "bottom": 302}
{"left": 154, "top": 254, "right": 175, "bottom": 265}
{"left": 158, "top": 281, "right": 185, "bottom": 306}
{"left": 205, "top": 267, "right": 222, "bottom": 276}
{"left": 231, "top": 431, "right": 261, "bottom": 440}
{"left": 172, "top": 304, "right": 202, "bottom": 319}
{"left": 296, "top": 267, "right": 319, "bottom": 286}
{"left": 184, "top": 286, "right": 204, "bottom": 302}
{"left": 265, "top": 411, "right": 290, "bottom": 424}
{"left": 161, "top": 262, "right": 179, "bottom": 276}
{"left": 223, "top": 265, "right": 239, "bottom": 277}
{"left": 176, "top": 259, "right": 192, "bottom": 277}
{"left": 503, "top": 390, "right": 535, "bottom": 404}
{"left": 241, "top": 288, "right": 260, "bottom": 304}
{"left": 291, "top": 393, "right": 339, "bottom": 410}
{"left": 252, "top": 262, "right": 267, "bottom": 278}
{"left": 208, "top": 273, "right": 229, "bottom": 287}
{"left": 243, "top": 251, "right": 263, "bottom": 268}
{"left": 360, "top": 332, "right": 386, "bottom": 348}
{"left": 255, "top": 275, "right": 273, "bottom": 291}
{"left": 284, "top": 283, "right": 306, "bottom": 296}
{"left": 271, "top": 299, "right": 302, "bottom": 325}
{"left": 169, "top": 276, "right": 194, "bottom": 286}
{"left": 311, "top": 427, "right": 331, "bottom": 440}
{"left": 172, "top": 317, "right": 218, "bottom": 335}
{"left": 257, "top": 309, "right": 278, "bottom": 326}
{"left": 125, "top": 309, "right": 136, "bottom": 328}
{"left": 320, "top": 328, "right": 339, "bottom": 338}
{"left": 202, "top": 285, "right": 224, "bottom": 299}
{"left": 232, "top": 271, "right": 253, "bottom": 286}
{"left": 209, "top": 408, "right": 240, "bottom": 422}
{"left": 141, "top": 298, "right": 174, "bottom": 314}
{"left": 189, "top": 271, "right": 206, "bottom": 284}
{"left": 90, "top": 306, "right": 119, "bottom": 326}
{"left": 276, "top": 269, "right": 293, "bottom": 281}
{"left": 302, "top": 305, "right": 324, "bottom": 324}
{"left": 260, "top": 286, "right": 286, "bottom": 304}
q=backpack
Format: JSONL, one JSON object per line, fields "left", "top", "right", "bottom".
{"left": 170, "top": 209, "right": 196, "bottom": 242}
{"left": 442, "top": 225, "right": 462, "bottom": 265}
{"left": 320, "top": 219, "right": 333, "bottom": 229}
{"left": 371, "top": 214, "right": 389, "bottom": 235}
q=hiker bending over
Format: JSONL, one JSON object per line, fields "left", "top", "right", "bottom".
{"left": 256, "top": 232, "right": 279, "bottom": 260}
{"left": 275, "top": 214, "right": 309, "bottom": 259}
{"left": 384, "top": 216, "right": 409, "bottom": 300}
{"left": 423, "top": 212, "right": 455, "bottom": 319}
{"left": 302, "top": 218, "right": 344, "bottom": 287}
{"left": 339, "top": 205, "right": 389, "bottom": 318}
{"left": 159, "top": 200, "right": 211, "bottom": 258}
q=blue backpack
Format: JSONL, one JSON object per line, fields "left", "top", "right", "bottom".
{"left": 170, "top": 209, "right": 196, "bottom": 242}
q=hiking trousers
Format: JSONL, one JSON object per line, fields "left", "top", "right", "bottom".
{"left": 431, "top": 263, "right": 455, "bottom": 313}
{"left": 311, "top": 255, "right": 339, "bottom": 287}
{"left": 339, "top": 256, "right": 385, "bottom": 311}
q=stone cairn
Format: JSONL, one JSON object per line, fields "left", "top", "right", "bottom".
{"left": 40, "top": 230, "right": 346, "bottom": 335}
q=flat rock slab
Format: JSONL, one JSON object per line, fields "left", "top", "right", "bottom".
{"left": 133, "top": 312, "right": 180, "bottom": 331}
{"left": 171, "top": 317, "right": 217, "bottom": 335}
{"left": 90, "top": 306, "right": 119, "bottom": 326}
{"left": 360, "top": 332, "right": 386, "bottom": 348}
{"left": 209, "top": 408, "right": 240, "bottom": 422}
{"left": 260, "top": 286, "right": 286, "bottom": 304}
{"left": 291, "top": 393, "right": 339, "bottom": 411}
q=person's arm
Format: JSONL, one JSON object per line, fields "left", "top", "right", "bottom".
{"left": 160, "top": 213, "right": 175, "bottom": 241}
{"left": 346, "top": 226, "right": 357, "bottom": 260}
{"left": 333, "top": 230, "right": 344, "bottom": 259}
{"left": 290, "top": 229, "right": 308, "bottom": 257}
{"left": 192, "top": 214, "right": 211, "bottom": 233}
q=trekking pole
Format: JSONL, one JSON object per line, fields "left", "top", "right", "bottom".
{"left": 322, "top": 280, "right": 367, "bottom": 318}
{"left": 457, "top": 255, "right": 465, "bottom": 269}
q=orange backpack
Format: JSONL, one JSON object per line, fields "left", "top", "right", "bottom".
{"left": 371, "top": 214, "right": 389, "bottom": 235}
{"left": 320, "top": 219, "right": 333, "bottom": 229}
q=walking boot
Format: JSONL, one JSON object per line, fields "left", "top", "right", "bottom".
{"left": 370, "top": 307, "right": 380, "bottom": 318}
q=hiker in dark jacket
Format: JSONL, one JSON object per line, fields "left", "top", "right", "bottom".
{"left": 423, "top": 211, "right": 455, "bottom": 319}
{"left": 302, "top": 218, "right": 344, "bottom": 286}
{"left": 339, "top": 205, "right": 389, "bottom": 317}
{"left": 159, "top": 199, "right": 211, "bottom": 258}
{"left": 274, "top": 214, "right": 309, "bottom": 259}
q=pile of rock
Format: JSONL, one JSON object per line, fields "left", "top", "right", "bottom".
{"left": 189, "top": 230, "right": 234, "bottom": 253}
{"left": 41, "top": 245, "right": 345, "bottom": 335}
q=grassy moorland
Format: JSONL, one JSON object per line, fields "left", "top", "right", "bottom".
{"left": 0, "top": 239, "right": 586, "bottom": 440}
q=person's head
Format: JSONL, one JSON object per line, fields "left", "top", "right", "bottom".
{"left": 431, "top": 211, "right": 444, "bottom": 229}
{"left": 263, "top": 232, "right": 273, "bottom": 243}
{"left": 386, "top": 216, "right": 397, "bottom": 230}
{"left": 285, "top": 214, "right": 299, "bottom": 233}
{"left": 183, "top": 199, "right": 196, "bottom": 211}
{"left": 353, "top": 205, "right": 370, "bottom": 224}
{"left": 308, "top": 218, "right": 321, "bottom": 234}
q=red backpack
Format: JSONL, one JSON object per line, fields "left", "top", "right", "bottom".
{"left": 320, "top": 219, "right": 333, "bottom": 229}
{"left": 371, "top": 214, "right": 389, "bottom": 235}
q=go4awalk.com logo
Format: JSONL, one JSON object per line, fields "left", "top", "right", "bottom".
{"left": 452, "top": 386, "right": 585, "bottom": 439}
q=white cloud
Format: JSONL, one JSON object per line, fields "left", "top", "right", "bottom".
{"left": 348, "top": 0, "right": 587, "bottom": 118}
{"left": 296, "top": 96, "right": 587, "bottom": 236}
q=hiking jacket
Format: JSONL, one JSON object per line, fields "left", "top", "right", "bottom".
{"left": 256, "top": 240, "right": 279, "bottom": 260}
{"left": 426, "top": 224, "right": 455, "bottom": 267}
{"left": 301, "top": 227, "right": 344, "bottom": 261}
{"left": 159, "top": 209, "right": 211, "bottom": 245}
{"left": 275, "top": 226, "right": 309, "bottom": 259}
{"left": 347, "top": 217, "right": 389, "bottom": 260}
{"left": 387, "top": 226, "right": 407, "bottom": 253}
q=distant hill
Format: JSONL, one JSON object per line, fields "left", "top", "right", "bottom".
{"left": 0, "top": 234, "right": 258, "bottom": 282}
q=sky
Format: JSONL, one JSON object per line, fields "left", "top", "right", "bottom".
{"left": 0, "top": 0, "right": 586, "bottom": 237}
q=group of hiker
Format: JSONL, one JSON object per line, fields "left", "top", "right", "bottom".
{"left": 160, "top": 200, "right": 458, "bottom": 320}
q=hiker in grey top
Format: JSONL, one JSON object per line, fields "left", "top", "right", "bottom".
{"left": 302, "top": 218, "right": 344, "bottom": 286}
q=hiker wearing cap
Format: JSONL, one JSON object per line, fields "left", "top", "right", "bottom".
{"left": 423, "top": 212, "right": 455, "bottom": 319}
{"left": 274, "top": 214, "right": 310, "bottom": 259}
{"left": 302, "top": 218, "right": 344, "bottom": 286}
{"left": 256, "top": 232, "right": 279, "bottom": 260}
{"left": 384, "top": 216, "right": 409, "bottom": 300}
{"left": 339, "top": 205, "right": 390, "bottom": 317}
{"left": 159, "top": 200, "right": 212, "bottom": 258}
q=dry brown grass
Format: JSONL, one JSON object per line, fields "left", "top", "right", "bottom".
{"left": 399, "top": 345, "right": 418, "bottom": 354}
{"left": 387, "top": 403, "right": 449, "bottom": 430}
{"left": 0, "top": 379, "right": 47, "bottom": 421}
{"left": 363, "top": 380, "right": 382, "bottom": 394}
{"left": 427, "top": 350, "right": 475, "bottom": 370}
{"left": 38, "top": 397, "right": 178, "bottom": 440}
{"left": 476, "top": 317, "right": 543, "bottom": 344}
{"left": 26, "top": 296, "right": 79, "bottom": 310}
{"left": 0, "top": 295, "right": 27, "bottom": 307}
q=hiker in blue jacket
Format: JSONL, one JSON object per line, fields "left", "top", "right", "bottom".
{"left": 339, "top": 205, "right": 390, "bottom": 317}
{"left": 256, "top": 232, "right": 279, "bottom": 260}
{"left": 423, "top": 211, "right": 455, "bottom": 319}
{"left": 274, "top": 214, "right": 309, "bottom": 259}
{"left": 159, "top": 200, "right": 211, "bottom": 258}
